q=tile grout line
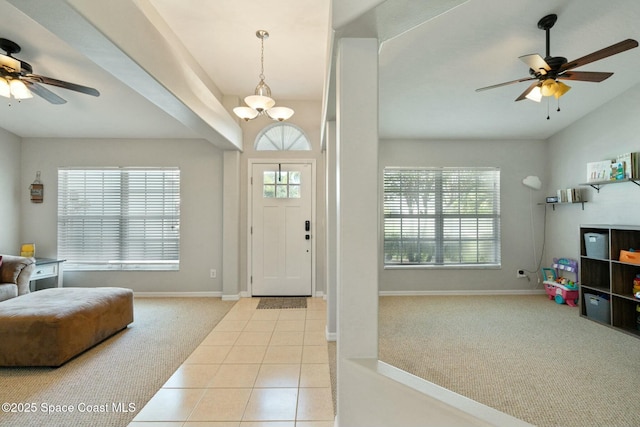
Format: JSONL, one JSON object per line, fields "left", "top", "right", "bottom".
{"left": 133, "top": 298, "right": 330, "bottom": 424}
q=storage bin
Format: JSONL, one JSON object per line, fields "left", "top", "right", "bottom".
{"left": 584, "top": 233, "right": 609, "bottom": 259}
{"left": 619, "top": 250, "right": 640, "bottom": 265}
{"left": 584, "top": 293, "right": 610, "bottom": 324}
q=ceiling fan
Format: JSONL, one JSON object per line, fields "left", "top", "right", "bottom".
{"left": 476, "top": 14, "right": 638, "bottom": 105}
{"left": 0, "top": 37, "right": 99, "bottom": 104}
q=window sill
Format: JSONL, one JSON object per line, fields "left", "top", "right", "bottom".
{"left": 383, "top": 264, "right": 501, "bottom": 270}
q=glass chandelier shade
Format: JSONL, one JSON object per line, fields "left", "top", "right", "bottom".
{"left": 0, "top": 77, "right": 9, "bottom": 98}
{"left": 266, "top": 106, "right": 294, "bottom": 121}
{"left": 233, "top": 30, "right": 294, "bottom": 122}
{"left": 0, "top": 76, "right": 32, "bottom": 100}
{"left": 525, "top": 85, "right": 543, "bottom": 102}
{"left": 527, "top": 79, "right": 571, "bottom": 103}
{"left": 9, "top": 79, "right": 32, "bottom": 99}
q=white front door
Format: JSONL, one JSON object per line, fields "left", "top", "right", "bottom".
{"left": 251, "top": 162, "right": 312, "bottom": 296}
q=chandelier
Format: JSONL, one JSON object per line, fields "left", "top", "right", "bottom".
{"left": 233, "top": 30, "right": 294, "bottom": 122}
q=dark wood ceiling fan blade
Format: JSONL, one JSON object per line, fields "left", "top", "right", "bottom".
{"left": 519, "top": 54, "right": 550, "bottom": 73}
{"left": 23, "top": 80, "right": 67, "bottom": 104}
{"left": 24, "top": 74, "right": 100, "bottom": 97}
{"left": 515, "top": 81, "right": 541, "bottom": 101}
{"left": 560, "top": 39, "right": 639, "bottom": 72}
{"left": 558, "top": 71, "right": 613, "bottom": 82}
{"left": 476, "top": 76, "right": 536, "bottom": 92}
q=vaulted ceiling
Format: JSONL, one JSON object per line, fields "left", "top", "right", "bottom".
{"left": 1, "top": 0, "right": 639, "bottom": 146}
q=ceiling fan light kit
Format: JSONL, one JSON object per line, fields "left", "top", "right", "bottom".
{"left": 233, "top": 30, "right": 295, "bottom": 122}
{"left": 0, "top": 37, "right": 100, "bottom": 105}
{"left": 476, "top": 14, "right": 638, "bottom": 117}
{"left": 8, "top": 78, "right": 32, "bottom": 99}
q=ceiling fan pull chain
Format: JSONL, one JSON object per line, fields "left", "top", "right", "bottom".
{"left": 546, "top": 97, "right": 550, "bottom": 120}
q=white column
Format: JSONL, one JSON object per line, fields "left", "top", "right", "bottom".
{"left": 332, "top": 36, "right": 531, "bottom": 427}
{"left": 325, "top": 120, "right": 337, "bottom": 340}
{"left": 335, "top": 37, "right": 379, "bottom": 421}
{"left": 222, "top": 150, "right": 241, "bottom": 300}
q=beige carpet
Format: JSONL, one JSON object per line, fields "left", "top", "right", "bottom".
{"left": 378, "top": 295, "right": 640, "bottom": 427}
{"left": 0, "top": 297, "right": 234, "bottom": 427}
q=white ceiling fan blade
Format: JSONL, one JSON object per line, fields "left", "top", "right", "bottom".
{"left": 0, "top": 53, "right": 20, "bottom": 72}
{"left": 519, "top": 54, "right": 550, "bottom": 75}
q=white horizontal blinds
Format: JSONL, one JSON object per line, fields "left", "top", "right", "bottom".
{"left": 58, "top": 168, "right": 180, "bottom": 271}
{"left": 440, "top": 169, "right": 500, "bottom": 265}
{"left": 384, "top": 169, "right": 437, "bottom": 264}
{"left": 383, "top": 167, "right": 500, "bottom": 266}
{"left": 121, "top": 169, "right": 180, "bottom": 265}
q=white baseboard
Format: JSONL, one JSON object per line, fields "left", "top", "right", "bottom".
{"left": 235, "top": 292, "right": 325, "bottom": 299}
{"left": 134, "top": 291, "right": 223, "bottom": 298}
{"left": 326, "top": 325, "right": 337, "bottom": 342}
{"left": 379, "top": 289, "right": 546, "bottom": 296}
{"left": 222, "top": 294, "right": 240, "bottom": 301}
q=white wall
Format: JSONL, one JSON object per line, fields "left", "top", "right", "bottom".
{"left": 20, "top": 137, "right": 226, "bottom": 293}
{"left": 0, "top": 128, "right": 22, "bottom": 254}
{"left": 379, "top": 139, "right": 548, "bottom": 292}
{"left": 546, "top": 82, "right": 640, "bottom": 262}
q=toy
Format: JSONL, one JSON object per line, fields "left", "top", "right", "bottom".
{"left": 542, "top": 258, "right": 579, "bottom": 306}
{"left": 633, "top": 274, "right": 640, "bottom": 295}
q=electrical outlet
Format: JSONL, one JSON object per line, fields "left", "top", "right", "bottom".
{"left": 516, "top": 269, "right": 527, "bottom": 278}
{"left": 210, "top": 269, "right": 217, "bottom": 279}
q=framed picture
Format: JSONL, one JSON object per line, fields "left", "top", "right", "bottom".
{"left": 541, "top": 268, "right": 556, "bottom": 282}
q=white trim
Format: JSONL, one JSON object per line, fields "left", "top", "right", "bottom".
{"left": 222, "top": 294, "right": 240, "bottom": 301}
{"left": 379, "top": 289, "right": 546, "bottom": 296}
{"left": 133, "top": 291, "right": 223, "bottom": 298}
{"left": 326, "top": 326, "right": 337, "bottom": 342}
{"left": 247, "top": 158, "right": 317, "bottom": 297}
{"left": 372, "top": 359, "right": 533, "bottom": 427}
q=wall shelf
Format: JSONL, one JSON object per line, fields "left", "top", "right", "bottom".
{"left": 580, "top": 178, "right": 640, "bottom": 193}
{"left": 539, "top": 201, "right": 586, "bottom": 210}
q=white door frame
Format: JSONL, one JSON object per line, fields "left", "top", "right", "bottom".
{"left": 247, "top": 158, "right": 316, "bottom": 297}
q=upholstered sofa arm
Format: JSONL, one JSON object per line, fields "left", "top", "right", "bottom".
{"left": 0, "top": 255, "right": 36, "bottom": 297}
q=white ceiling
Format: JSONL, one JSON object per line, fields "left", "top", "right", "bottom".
{"left": 0, "top": 0, "right": 639, "bottom": 144}
{"left": 377, "top": 0, "right": 640, "bottom": 140}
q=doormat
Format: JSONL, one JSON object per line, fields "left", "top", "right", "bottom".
{"left": 257, "top": 297, "right": 307, "bottom": 310}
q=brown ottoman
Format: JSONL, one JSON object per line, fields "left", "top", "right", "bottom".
{"left": 0, "top": 287, "right": 133, "bottom": 367}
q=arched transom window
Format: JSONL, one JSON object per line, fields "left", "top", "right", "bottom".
{"left": 255, "top": 123, "right": 311, "bottom": 151}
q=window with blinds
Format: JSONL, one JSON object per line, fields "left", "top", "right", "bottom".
{"left": 383, "top": 167, "right": 501, "bottom": 267}
{"left": 58, "top": 168, "right": 180, "bottom": 271}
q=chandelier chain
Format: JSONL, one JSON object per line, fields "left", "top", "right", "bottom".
{"left": 259, "top": 34, "right": 265, "bottom": 81}
{"left": 232, "top": 29, "right": 294, "bottom": 122}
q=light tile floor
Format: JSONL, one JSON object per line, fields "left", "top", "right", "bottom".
{"left": 129, "top": 297, "right": 334, "bottom": 427}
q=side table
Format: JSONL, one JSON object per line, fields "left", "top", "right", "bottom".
{"left": 30, "top": 258, "right": 66, "bottom": 290}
